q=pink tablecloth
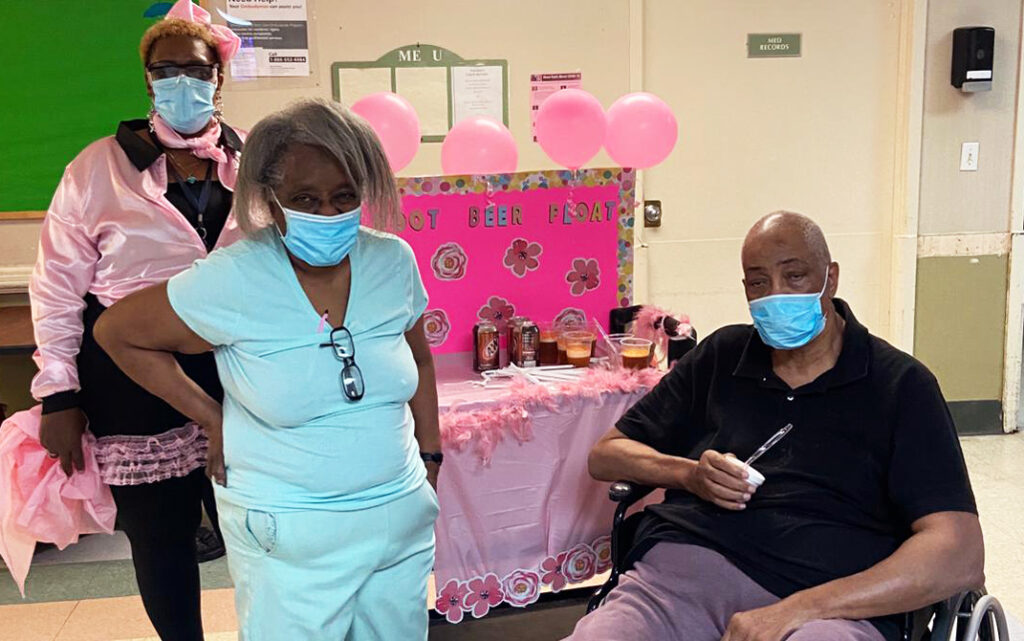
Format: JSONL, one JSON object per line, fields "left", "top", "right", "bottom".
{"left": 431, "top": 355, "right": 652, "bottom": 621}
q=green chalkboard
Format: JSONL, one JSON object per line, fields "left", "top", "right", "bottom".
{"left": 2, "top": 2, "right": 157, "bottom": 212}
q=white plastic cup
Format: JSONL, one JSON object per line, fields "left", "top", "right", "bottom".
{"left": 727, "top": 456, "right": 766, "bottom": 488}
{"left": 743, "top": 464, "right": 766, "bottom": 488}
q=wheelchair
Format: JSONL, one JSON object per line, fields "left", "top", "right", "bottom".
{"left": 586, "top": 481, "right": 1010, "bottom": 641}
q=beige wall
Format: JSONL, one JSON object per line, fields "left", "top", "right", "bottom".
{"left": 0, "top": 221, "right": 41, "bottom": 267}
{"left": 640, "top": 0, "right": 903, "bottom": 341}
{"left": 919, "top": 0, "right": 1021, "bottom": 236}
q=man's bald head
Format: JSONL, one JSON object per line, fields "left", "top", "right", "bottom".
{"left": 744, "top": 211, "right": 831, "bottom": 269}
{"left": 741, "top": 211, "right": 838, "bottom": 302}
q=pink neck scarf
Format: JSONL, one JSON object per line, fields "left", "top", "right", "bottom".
{"left": 151, "top": 114, "right": 228, "bottom": 164}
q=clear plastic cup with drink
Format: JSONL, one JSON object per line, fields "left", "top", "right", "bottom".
{"left": 619, "top": 337, "right": 654, "bottom": 370}
{"left": 555, "top": 320, "right": 583, "bottom": 365}
{"left": 538, "top": 322, "right": 560, "bottom": 366}
{"left": 564, "top": 330, "right": 596, "bottom": 368}
{"left": 602, "top": 332, "right": 630, "bottom": 367}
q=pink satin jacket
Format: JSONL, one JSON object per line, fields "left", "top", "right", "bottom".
{"left": 29, "top": 125, "right": 245, "bottom": 400}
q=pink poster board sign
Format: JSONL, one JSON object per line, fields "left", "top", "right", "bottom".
{"left": 391, "top": 169, "right": 636, "bottom": 354}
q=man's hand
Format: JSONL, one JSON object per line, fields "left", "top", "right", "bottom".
{"left": 684, "top": 450, "right": 757, "bottom": 510}
{"left": 39, "top": 408, "right": 87, "bottom": 477}
{"left": 722, "top": 600, "right": 812, "bottom": 641}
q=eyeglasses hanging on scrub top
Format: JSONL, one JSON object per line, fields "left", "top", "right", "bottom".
{"left": 319, "top": 326, "right": 366, "bottom": 401}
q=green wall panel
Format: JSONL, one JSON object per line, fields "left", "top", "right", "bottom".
{"left": 914, "top": 254, "right": 1009, "bottom": 402}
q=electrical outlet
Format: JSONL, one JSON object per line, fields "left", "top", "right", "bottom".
{"left": 960, "top": 142, "right": 979, "bottom": 171}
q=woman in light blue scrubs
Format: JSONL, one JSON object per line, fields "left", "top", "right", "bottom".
{"left": 95, "top": 98, "right": 442, "bottom": 640}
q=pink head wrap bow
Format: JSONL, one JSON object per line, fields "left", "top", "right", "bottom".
{"left": 165, "top": 0, "right": 241, "bottom": 64}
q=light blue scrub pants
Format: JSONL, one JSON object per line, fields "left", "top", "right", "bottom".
{"left": 218, "top": 482, "right": 439, "bottom": 640}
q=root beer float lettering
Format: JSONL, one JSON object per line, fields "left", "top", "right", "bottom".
{"left": 468, "top": 205, "right": 524, "bottom": 227}
{"left": 548, "top": 201, "right": 618, "bottom": 224}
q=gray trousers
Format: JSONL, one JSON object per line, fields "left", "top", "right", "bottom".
{"left": 565, "top": 543, "right": 885, "bottom": 641}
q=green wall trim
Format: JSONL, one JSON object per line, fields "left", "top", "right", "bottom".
{"left": 948, "top": 400, "right": 1004, "bottom": 435}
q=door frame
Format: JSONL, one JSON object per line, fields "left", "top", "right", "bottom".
{"left": 888, "top": 0, "right": 929, "bottom": 354}
{"left": 1004, "top": 0, "right": 1024, "bottom": 432}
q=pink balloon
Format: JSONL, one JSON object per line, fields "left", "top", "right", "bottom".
{"left": 350, "top": 92, "right": 421, "bottom": 172}
{"left": 604, "top": 92, "right": 678, "bottom": 169}
{"left": 441, "top": 117, "right": 518, "bottom": 175}
{"left": 535, "top": 89, "right": 607, "bottom": 170}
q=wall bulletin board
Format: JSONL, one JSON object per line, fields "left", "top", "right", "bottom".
{"left": 389, "top": 168, "right": 636, "bottom": 354}
{"left": 332, "top": 44, "right": 509, "bottom": 142}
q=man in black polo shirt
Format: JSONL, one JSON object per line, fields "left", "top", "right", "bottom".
{"left": 566, "top": 212, "right": 983, "bottom": 641}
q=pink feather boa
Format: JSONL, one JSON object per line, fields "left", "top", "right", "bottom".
{"left": 632, "top": 305, "right": 692, "bottom": 361}
{"left": 440, "top": 368, "right": 666, "bottom": 465}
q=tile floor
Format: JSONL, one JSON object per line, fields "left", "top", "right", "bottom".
{"left": 1, "top": 433, "right": 1022, "bottom": 641}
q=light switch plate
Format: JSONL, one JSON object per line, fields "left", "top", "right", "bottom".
{"left": 960, "top": 142, "right": 979, "bottom": 171}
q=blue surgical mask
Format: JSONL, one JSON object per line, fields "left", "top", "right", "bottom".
{"left": 151, "top": 75, "right": 217, "bottom": 135}
{"left": 274, "top": 194, "right": 361, "bottom": 267}
{"left": 748, "top": 270, "right": 830, "bottom": 350}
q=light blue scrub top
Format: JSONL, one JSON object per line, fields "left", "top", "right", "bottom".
{"left": 167, "top": 227, "right": 429, "bottom": 512}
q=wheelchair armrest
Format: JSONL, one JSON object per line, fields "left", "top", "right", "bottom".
{"left": 608, "top": 481, "right": 655, "bottom": 507}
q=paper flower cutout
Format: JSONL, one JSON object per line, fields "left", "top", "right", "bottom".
{"left": 431, "top": 242, "right": 468, "bottom": 281}
{"left": 477, "top": 296, "right": 516, "bottom": 333}
{"left": 540, "top": 551, "right": 569, "bottom": 592}
{"left": 566, "top": 258, "right": 601, "bottom": 296}
{"left": 435, "top": 579, "right": 469, "bottom": 624}
{"left": 503, "top": 238, "right": 543, "bottom": 277}
{"left": 563, "top": 543, "right": 597, "bottom": 583}
{"left": 501, "top": 569, "right": 541, "bottom": 607}
{"left": 422, "top": 309, "right": 451, "bottom": 347}
{"left": 463, "top": 573, "right": 504, "bottom": 618}
{"left": 554, "top": 307, "right": 587, "bottom": 329}
{"left": 592, "top": 535, "right": 613, "bottom": 574}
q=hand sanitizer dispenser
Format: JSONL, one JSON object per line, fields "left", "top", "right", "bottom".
{"left": 952, "top": 27, "right": 994, "bottom": 92}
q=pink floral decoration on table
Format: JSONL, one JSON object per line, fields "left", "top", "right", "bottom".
{"left": 540, "top": 551, "right": 569, "bottom": 592}
{"left": 566, "top": 258, "right": 601, "bottom": 296}
{"left": 501, "top": 569, "right": 541, "bottom": 607}
{"left": 592, "top": 535, "right": 613, "bottom": 573}
{"left": 440, "top": 404, "right": 532, "bottom": 466}
{"left": 463, "top": 573, "right": 505, "bottom": 618}
{"left": 436, "top": 534, "right": 621, "bottom": 623}
{"left": 439, "top": 367, "right": 666, "bottom": 466}
{"left": 476, "top": 296, "right": 517, "bottom": 333}
{"left": 502, "top": 238, "right": 543, "bottom": 277}
{"left": 435, "top": 579, "right": 470, "bottom": 624}
{"left": 421, "top": 309, "right": 451, "bottom": 347}
{"left": 431, "top": 242, "right": 468, "bottom": 281}
{"left": 554, "top": 307, "right": 587, "bottom": 329}
{"left": 563, "top": 543, "right": 598, "bottom": 583}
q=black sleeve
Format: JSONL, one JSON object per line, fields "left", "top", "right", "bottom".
{"left": 615, "top": 340, "right": 701, "bottom": 457}
{"left": 42, "top": 390, "right": 81, "bottom": 414}
{"left": 887, "top": 363, "right": 977, "bottom": 526}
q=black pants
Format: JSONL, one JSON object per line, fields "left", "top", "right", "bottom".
{"left": 110, "top": 469, "right": 219, "bottom": 641}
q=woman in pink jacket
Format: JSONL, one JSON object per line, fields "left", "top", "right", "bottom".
{"left": 30, "top": 2, "right": 242, "bottom": 638}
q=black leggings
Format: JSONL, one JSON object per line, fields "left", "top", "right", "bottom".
{"left": 110, "top": 469, "right": 218, "bottom": 641}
